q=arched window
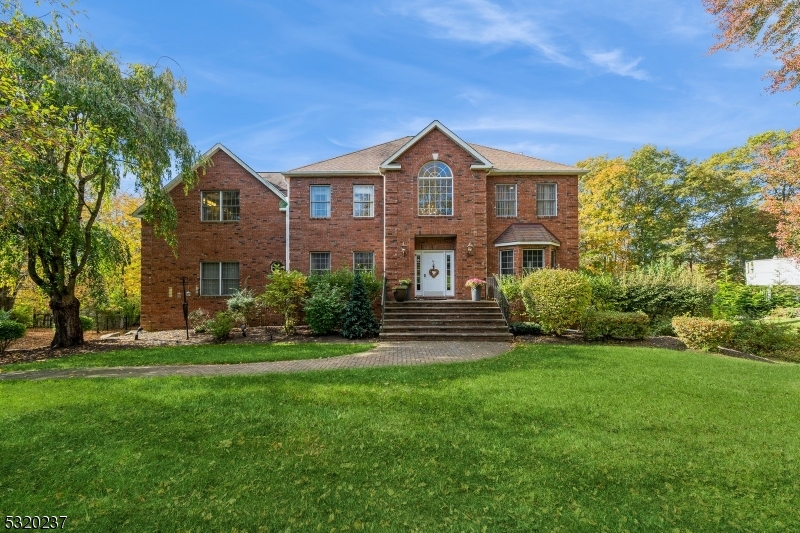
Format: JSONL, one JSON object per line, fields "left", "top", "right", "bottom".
{"left": 417, "top": 161, "right": 453, "bottom": 216}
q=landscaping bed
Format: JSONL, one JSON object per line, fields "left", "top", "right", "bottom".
{"left": 0, "top": 326, "right": 364, "bottom": 367}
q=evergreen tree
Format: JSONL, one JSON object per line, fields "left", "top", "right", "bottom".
{"left": 340, "top": 271, "right": 379, "bottom": 339}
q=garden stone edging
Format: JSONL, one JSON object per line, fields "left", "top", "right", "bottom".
{"left": 717, "top": 346, "right": 775, "bottom": 364}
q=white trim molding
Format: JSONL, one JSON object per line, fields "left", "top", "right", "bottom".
{"left": 380, "top": 120, "right": 493, "bottom": 171}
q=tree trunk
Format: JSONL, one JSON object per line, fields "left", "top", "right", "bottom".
{"left": 50, "top": 295, "right": 84, "bottom": 348}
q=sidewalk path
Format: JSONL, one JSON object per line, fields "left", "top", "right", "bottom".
{"left": 0, "top": 341, "right": 512, "bottom": 381}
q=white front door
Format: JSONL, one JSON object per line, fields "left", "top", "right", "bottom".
{"left": 416, "top": 251, "right": 454, "bottom": 297}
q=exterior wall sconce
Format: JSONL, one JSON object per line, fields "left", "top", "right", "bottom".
{"left": 401, "top": 242, "right": 407, "bottom": 256}
{"left": 467, "top": 242, "right": 474, "bottom": 254}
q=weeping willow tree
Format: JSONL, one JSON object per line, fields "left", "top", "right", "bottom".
{"left": 0, "top": 3, "right": 200, "bottom": 347}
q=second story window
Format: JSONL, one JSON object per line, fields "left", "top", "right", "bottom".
{"left": 495, "top": 184, "right": 517, "bottom": 217}
{"left": 201, "top": 191, "right": 240, "bottom": 221}
{"left": 353, "top": 185, "right": 374, "bottom": 217}
{"left": 310, "top": 186, "right": 331, "bottom": 218}
{"left": 418, "top": 161, "right": 453, "bottom": 216}
{"left": 537, "top": 183, "right": 557, "bottom": 217}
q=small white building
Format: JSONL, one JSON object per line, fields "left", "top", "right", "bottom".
{"left": 745, "top": 258, "right": 800, "bottom": 286}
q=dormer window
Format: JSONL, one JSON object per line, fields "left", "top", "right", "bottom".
{"left": 418, "top": 161, "right": 453, "bottom": 216}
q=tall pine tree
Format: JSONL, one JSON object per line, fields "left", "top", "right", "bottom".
{"left": 341, "top": 271, "right": 379, "bottom": 339}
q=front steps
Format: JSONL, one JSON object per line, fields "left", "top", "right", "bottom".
{"left": 380, "top": 300, "right": 513, "bottom": 341}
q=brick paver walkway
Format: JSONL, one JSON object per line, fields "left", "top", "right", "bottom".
{"left": 0, "top": 341, "right": 512, "bottom": 381}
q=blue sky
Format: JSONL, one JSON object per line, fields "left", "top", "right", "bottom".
{"left": 43, "top": 0, "right": 800, "bottom": 184}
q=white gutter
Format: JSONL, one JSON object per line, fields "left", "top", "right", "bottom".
{"left": 285, "top": 183, "right": 290, "bottom": 270}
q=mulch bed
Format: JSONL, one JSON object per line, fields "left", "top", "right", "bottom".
{"left": 0, "top": 326, "right": 353, "bottom": 366}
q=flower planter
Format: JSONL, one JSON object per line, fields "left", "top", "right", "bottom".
{"left": 471, "top": 286, "right": 481, "bottom": 302}
{"left": 393, "top": 288, "right": 408, "bottom": 302}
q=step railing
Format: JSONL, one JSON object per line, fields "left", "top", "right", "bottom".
{"left": 487, "top": 276, "right": 511, "bottom": 327}
{"left": 380, "top": 276, "right": 387, "bottom": 328}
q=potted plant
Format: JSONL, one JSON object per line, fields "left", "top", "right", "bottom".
{"left": 465, "top": 278, "right": 486, "bottom": 302}
{"left": 393, "top": 279, "right": 412, "bottom": 302}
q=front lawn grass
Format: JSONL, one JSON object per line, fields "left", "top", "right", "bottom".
{"left": 1, "top": 344, "right": 799, "bottom": 531}
{"left": 1, "top": 342, "right": 375, "bottom": 371}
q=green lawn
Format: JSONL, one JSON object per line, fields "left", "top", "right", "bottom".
{"left": 0, "top": 342, "right": 375, "bottom": 371}
{"left": 1, "top": 344, "right": 799, "bottom": 531}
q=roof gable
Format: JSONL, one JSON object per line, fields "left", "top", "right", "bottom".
{"left": 380, "top": 120, "right": 493, "bottom": 171}
{"left": 132, "top": 143, "right": 287, "bottom": 217}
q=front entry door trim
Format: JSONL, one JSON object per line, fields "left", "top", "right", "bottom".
{"left": 415, "top": 250, "right": 455, "bottom": 297}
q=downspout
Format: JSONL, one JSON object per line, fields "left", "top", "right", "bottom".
{"left": 285, "top": 182, "right": 290, "bottom": 270}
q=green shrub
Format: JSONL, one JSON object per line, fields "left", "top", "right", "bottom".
{"left": 188, "top": 308, "right": 211, "bottom": 333}
{"left": 671, "top": 316, "right": 733, "bottom": 351}
{"left": 308, "top": 268, "right": 382, "bottom": 305}
{"left": 771, "top": 285, "right": 800, "bottom": 308}
{"left": 768, "top": 306, "right": 800, "bottom": 319}
{"left": 497, "top": 275, "right": 527, "bottom": 320}
{"left": 304, "top": 280, "right": 346, "bottom": 335}
{"left": 731, "top": 320, "right": 800, "bottom": 360}
{"left": 712, "top": 278, "right": 772, "bottom": 319}
{"left": 341, "top": 271, "right": 380, "bottom": 339}
{"left": 206, "top": 311, "right": 236, "bottom": 342}
{"left": 510, "top": 321, "right": 542, "bottom": 336}
{"left": 80, "top": 315, "right": 95, "bottom": 332}
{"left": 0, "top": 310, "right": 9, "bottom": 321}
{"left": 649, "top": 318, "right": 676, "bottom": 337}
{"left": 580, "top": 310, "right": 650, "bottom": 341}
{"left": 227, "top": 287, "right": 262, "bottom": 326}
{"left": 9, "top": 305, "right": 33, "bottom": 327}
{"left": 520, "top": 269, "right": 592, "bottom": 335}
{"left": 259, "top": 269, "right": 309, "bottom": 334}
{"left": 0, "top": 319, "right": 26, "bottom": 354}
{"left": 586, "top": 261, "right": 715, "bottom": 322}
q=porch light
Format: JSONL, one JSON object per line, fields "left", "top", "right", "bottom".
{"left": 467, "top": 242, "right": 474, "bottom": 254}
{"left": 401, "top": 241, "right": 407, "bottom": 256}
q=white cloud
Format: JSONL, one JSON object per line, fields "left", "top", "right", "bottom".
{"left": 584, "top": 49, "right": 649, "bottom": 80}
{"left": 395, "top": 0, "right": 574, "bottom": 66}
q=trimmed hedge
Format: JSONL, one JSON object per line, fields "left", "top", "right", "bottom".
{"left": 80, "top": 315, "right": 94, "bottom": 332}
{"left": 510, "top": 322, "right": 542, "bottom": 336}
{"left": 520, "top": 269, "right": 592, "bottom": 335}
{"left": 0, "top": 319, "right": 26, "bottom": 354}
{"left": 304, "top": 280, "right": 345, "bottom": 335}
{"left": 580, "top": 310, "right": 650, "bottom": 341}
{"left": 671, "top": 316, "right": 733, "bottom": 352}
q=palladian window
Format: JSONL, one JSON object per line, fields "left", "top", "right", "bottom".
{"left": 418, "top": 161, "right": 453, "bottom": 216}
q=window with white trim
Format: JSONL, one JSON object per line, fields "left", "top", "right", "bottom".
{"left": 418, "top": 161, "right": 453, "bottom": 216}
{"left": 537, "top": 183, "right": 557, "bottom": 217}
{"left": 310, "top": 252, "right": 331, "bottom": 275}
{"left": 353, "top": 185, "right": 374, "bottom": 217}
{"left": 500, "top": 250, "right": 514, "bottom": 275}
{"left": 353, "top": 252, "right": 374, "bottom": 273}
{"left": 201, "top": 191, "right": 240, "bottom": 221}
{"left": 201, "top": 262, "right": 239, "bottom": 296}
{"left": 495, "top": 184, "right": 517, "bottom": 217}
{"left": 523, "top": 249, "right": 544, "bottom": 273}
{"left": 310, "top": 186, "right": 331, "bottom": 218}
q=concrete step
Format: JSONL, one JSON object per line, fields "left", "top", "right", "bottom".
{"left": 379, "top": 331, "right": 513, "bottom": 342}
{"left": 381, "top": 324, "right": 510, "bottom": 333}
{"left": 383, "top": 318, "right": 507, "bottom": 326}
{"left": 383, "top": 311, "right": 503, "bottom": 320}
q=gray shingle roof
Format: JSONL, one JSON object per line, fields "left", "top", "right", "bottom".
{"left": 258, "top": 172, "right": 288, "bottom": 193}
{"left": 467, "top": 143, "right": 582, "bottom": 173}
{"left": 493, "top": 224, "right": 561, "bottom": 247}
{"left": 285, "top": 136, "right": 583, "bottom": 175}
{"left": 287, "top": 137, "right": 413, "bottom": 174}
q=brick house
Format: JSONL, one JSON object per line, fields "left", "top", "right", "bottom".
{"left": 137, "top": 120, "right": 584, "bottom": 330}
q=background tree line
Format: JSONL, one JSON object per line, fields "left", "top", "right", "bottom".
{"left": 578, "top": 129, "right": 800, "bottom": 278}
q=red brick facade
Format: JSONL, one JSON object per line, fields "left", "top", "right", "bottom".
{"left": 140, "top": 122, "right": 581, "bottom": 330}
{"left": 140, "top": 149, "right": 287, "bottom": 330}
